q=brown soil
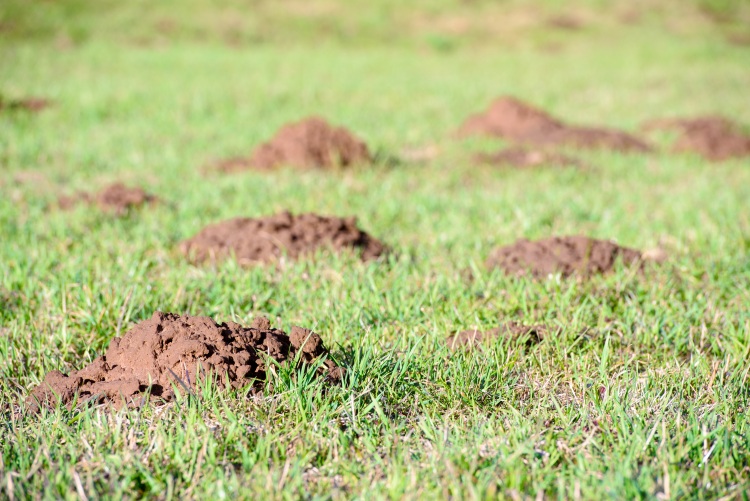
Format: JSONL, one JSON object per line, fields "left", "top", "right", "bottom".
{"left": 643, "top": 115, "right": 750, "bottom": 161}
{"left": 58, "top": 183, "right": 158, "bottom": 215}
{"left": 0, "top": 96, "right": 51, "bottom": 113}
{"left": 547, "top": 14, "right": 584, "bottom": 30}
{"left": 181, "top": 211, "right": 386, "bottom": 265}
{"left": 486, "top": 235, "right": 643, "bottom": 278}
{"left": 458, "top": 96, "right": 651, "bottom": 153}
{"left": 475, "top": 146, "right": 583, "bottom": 169}
{"left": 446, "top": 322, "right": 549, "bottom": 350}
{"left": 27, "top": 312, "right": 341, "bottom": 412}
{"left": 218, "top": 116, "right": 371, "bottom": 172}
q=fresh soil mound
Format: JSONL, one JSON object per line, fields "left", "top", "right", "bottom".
{"left": 218, "top": 116, "right": 371, "bottom": 172}
{"left": 27, "top": 312, "right": 341, "bottom": 412}
{"left": 486, "top": 235, "right": 642, "bottom": 278}
{"left": 458, "top": 96, "right": 651, "bottom": 153}
{"left": 643, "top": 116, "right": 750, "bottom": 161}
{"left": 58, "top": 183, "right": 157, "bottom": 215}
{"left": 475, "top": 146, "right": 583, "bottom": 169}
{"left": 458, "top": 96, "right": 565, "bottom": 141}
{"left": 446, "top": 322, "right": 548, "bottom": 350}
{"left": 181, "top": 211, "right": 386, "bottom": 265}
{"left": 0, "top": 96, "right": 51, "bottom": 113}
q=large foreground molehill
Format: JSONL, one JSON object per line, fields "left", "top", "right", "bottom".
{"left": 27, "top": 312, "right": 341, "bottom": 412}
{"left": 180, "top": 211, "right": 387, "bottom": 265}
{"left": 217, "top": 116, "right": 371, "bottom": 172}
{"left": 458, "top": 96, "right": 651, "bottom": 153}
{"left": 487, "top": 235, "right": 643, "bottom": 278}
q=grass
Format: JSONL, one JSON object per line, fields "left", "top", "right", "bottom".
{"left": 2, "top": 1, "right": 750, "bottom": 498}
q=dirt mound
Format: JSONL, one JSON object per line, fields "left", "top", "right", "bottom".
{"left": 27, "top": 312, "right": 342, "bottom": 412}
{"left": 458, "top": 96, "right": 651, "bottom": 153}
{"left": 458, "top": 96, "right": 565, "bottom": 140}
{"left": 446, "top": 322, "right": 548, "bottom": 350}
{"left": 58, "top": 183, "right": 157, "bottom": 215}
{"left": 475, "top": 146, "right": 583, "bottom": 169}
{"left": 181, "top": 211, "right": 386, "bottom": 265}
{"left": 643, "top": 115, "right": 750, "bottom": 161}
{"left": 218, "top": 117, "right": 371, "bottom": 172}
{"left": 486, "top": 236, "right": 643, "bottom": 278}
{"left": 0, "top": 96, "right": 51, "bottom": 113}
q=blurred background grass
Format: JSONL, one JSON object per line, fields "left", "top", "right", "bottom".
{"left": 2, "top": 0, "right": 750, "bottom": 50}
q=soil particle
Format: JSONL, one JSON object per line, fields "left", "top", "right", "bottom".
{"left": 218, "top": 116, "right": 371, "bottom": 172}
{"left": 643, "top": 115, "right": 750, "bottom": 161}
{"left": 0, "top": 96, "right": 51, "bottom": 113}
{"left": 486, "top": 235, "right": 643, "bottom": 278}
{"left": 458, "top": 96, "right": 651, "bottom": 153}
{"left": 475, "top": 146, "right": 583, "bottom": 169}
{"left": 180, "top": 211, "right": 386, "bottom": 265}
{"left": 58, "top": 183, "right": 158, "bottom": 215}
{"left": 27, "top": 312, "right": 342, "bottom": 412}
{"left": 446, "top": 322, "right": 548, "bottom": 350}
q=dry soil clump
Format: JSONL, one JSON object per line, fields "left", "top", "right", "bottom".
{"left": 27, "top": 312, "right": 341, "bottom": 412}
{"left": 458, "top": 96, "right": 650, "bottom": 153}
{"left": 643, "top": 115, "right": 750, "bottom": 161}
{"left": 486, "top": 236, "right": 643, "bottom": 278}
{"left": 58, "top": 183, "right": 157, "bottom": 215}
{"left": 181, "top": 211, "right": 386, "bottom": 265}
{"left": 475, "top": 146, "right": 583, "bottom": 169}
{"left": 218, "top": 116, "right": 371, "bottom": 172}
{"left": 0, "top": 96, "right": 51, "bottom": 113}
{"left": 446, "top": 322, "right": 549, "bottom": 350}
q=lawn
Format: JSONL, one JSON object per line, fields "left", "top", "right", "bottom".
{"left": 1, "top": 1, "right": 750, "bottom": 498}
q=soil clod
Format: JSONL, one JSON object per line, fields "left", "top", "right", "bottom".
{"left": 458, "top": 96, "right": 650, "bottom": 153}
{"left": 446, "top": 322, "right": 549, "bottom": 350}
{"left": 181, "top": 211, "right": 386, "bottom": 265}
{"left": 218, "top": 116, "right": 371, "bottom": 172}
{"left": 486, "top": 235, "right": 643, "bottom": 278}
{"left": 27, "top": 312, "right": 341, "bottom": 412}
{"left": 58, "top": 183, "right": 158, "bottom": 215}
{"left": 643, "top": 115, "right": 750, "bottom": 161}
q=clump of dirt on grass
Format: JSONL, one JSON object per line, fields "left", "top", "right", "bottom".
{"left": 217, "top": 116, "right": 371, "bottom": 172}
{"left": 58, "top": 183, "right": 158, "bottom": 215}
{"left": 486, "top": 235, "right": 643, "bottom": 278}
{"left": 458, "top": 96, "right": 651, "bottom": 153}
{"left": 446, "top": 322, "right": 549, "bottom": 350}
{"left": 0, "top": 95, "right": 51, "bottom": 113}
{"left": 27, "top": 312, "right": 342, "bottom": 412}
{"left": 181, "top": 211, "right": 386, "bottom": 265}
{"left": 475, "top": 146, "right": 583, "bottom": 169}
{"left": 643, "top": 115, "right": 750, "bottom": 161}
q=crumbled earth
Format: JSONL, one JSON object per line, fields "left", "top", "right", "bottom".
{"left": 218, "top": 116, "right": 371, "bottom": 171}
{"left": 446, "top": 322, "right": 549, "bottom": 350}
{"left": 27, "top": 312, "right": 342, "bottom": 412}
{"left": 486, "top": 235, "right": 643, "bottom": 278}
{"left": 475, "top": 146, "right": 583, "bottom": 169}
{"left": 181, "top": 211, "right": 386, "bottom": 265}
{"left": 458, "top": 96, "right": 651, "bottom": 153}
{"left": 58, "top": 183, "right": 158, "bottom": 215}
{"left": 643, "top": 115, "right": 750, "bottom": 161}
{"left": 0, "top": 96, "right": 51, "bottom": 113}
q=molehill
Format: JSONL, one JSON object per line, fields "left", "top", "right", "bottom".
{"left": 487, "top": 235, "right": 643, "bottom": 278}
{"left": 181, "top": 211, "right": 386, "bottom": 265}
{"left": 27, "top": 312, "right": 341, "bottom": 412}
